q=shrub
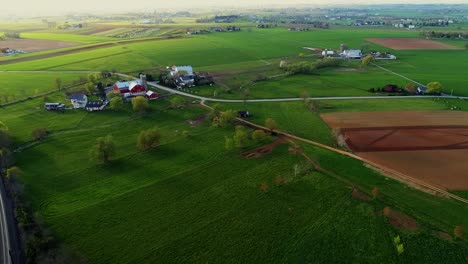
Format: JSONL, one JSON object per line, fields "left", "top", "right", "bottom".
{"left": 383, "top": 207, "right": 392, "bottom": 217}
{"left": 233, "top": 126, "right": 249, "bottom": 148}
{"left": 265, "top": 118, "right": 277, "bottom": 131}
{"left": 109, "top": 96, "right": 124, "bottom": 111}
{"left": 32, "top": 128, "right": 48, "bottom": 141}
{"left": 454, "top": 225, "right": 464, "bottom": 239}
{"left": 260, "top": 182, "right": 269, "bottom": 192}
{"left": 372, "top": 187, "right": 380, "bottom": 198}
{"left": 252, "top": 130, "right": 267, "bottom": 143}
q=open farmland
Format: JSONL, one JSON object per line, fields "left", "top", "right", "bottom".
{"left": 367, "top": 38, "right": 462, "bottom": 50}
{"left": 1, "top": 8, "right": 468, "bottom": 263}
{"left": 322, "top": 111, "right": 468, "bottom": 190}
{"left": 0, "top": 97, "right": 466, "bottom": 263}
{"left": 0, "top": 38, "right": 79, "bottom": 52}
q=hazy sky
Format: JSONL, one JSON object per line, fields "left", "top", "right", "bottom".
{"left": 3, "top": 0, "right": 467, "bottom": 16}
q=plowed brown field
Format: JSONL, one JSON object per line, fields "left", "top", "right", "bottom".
{"left": 322, "top": 111, "right": 468, "bottom": 190}
{"left": 366, "top": 38, "right": 462, "bottom": 50}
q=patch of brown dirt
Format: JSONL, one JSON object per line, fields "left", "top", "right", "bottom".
{"left": 0, "top": 38, "right": 80, "bottom": 52}
{"left": 241, "top": 138, "right": 286, "bottom": 159}
{"left": 186, "top": 114, "right": 208, "bottom": 126}
{"left": 434, "top": 231, "right": 453, "bottom": 241}
{"left": 351, "top": 188, "right": 371, "bottom": 201}
{"left": 386, "top": 209, "right": 419, "bottom": 232}
{"left": 366, "top": 38, "right": 462, "bottom": 50}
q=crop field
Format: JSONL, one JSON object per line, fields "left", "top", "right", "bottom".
{"left": 322, "top": 111, "right": 468, "bottom": 190}
{"left": 367, "top": 38, "right": 462, "bottom": 50}
{"left": 0, "top": 38, "right": 79, "bottom": 52}
{"left": 21, "top": 33, "right": 116, "bottom": 44}
{"left": 0, "top": 72, "right": 85, "bottom": 104}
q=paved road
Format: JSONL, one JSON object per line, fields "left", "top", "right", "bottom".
{"left": 146, "top": 81, "right": 466, "bottom": 103}
{"left": 0, "top": 178, "right": 13, "bottom": 264}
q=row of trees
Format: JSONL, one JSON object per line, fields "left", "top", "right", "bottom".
{"left": 282, "top": 58, "right": 343, "bottom": 75}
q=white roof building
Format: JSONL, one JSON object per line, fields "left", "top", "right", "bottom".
{"left": 341, "top": 50, "right": 362, "bottom": 59}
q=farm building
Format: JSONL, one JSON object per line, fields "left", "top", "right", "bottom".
{"left": 169, "top": 65, "right": 196, "bottom": 88}
{"left": 68, "top": 94, "right": 88, "bottom": 109}
{"left": 44, "top": 103, "right": 65, "bottom": 111}
{"left": 146, "top": 90, "right": 159, "bottom": 100}
{"left": 341, "top": 50, "right": 362, "bottom": 59}
{"left": 321, "top": 50, "right": 337, "bottom": 57}
{"left": 417, "top": 86, "right": 428, "bottom": 94}
{"left": 114, "top": 75, "right": 148, "bottom": 97}
{"left": 85, "top": 101, "right": 107, "bottom": 112}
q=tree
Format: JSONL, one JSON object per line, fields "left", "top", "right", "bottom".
{"left": 87, "top": 74, "right": 97, "bottom": 84}
{"left": 233, "top": 125, "right": 249, "bottom": 147}
{"left": 372, "top": 187, "right": 380, "bottom": 198}
{"left": 454, "top": 225, "right": 464, "bottom": 239}
{"left": 214, "top": 110, "right": 236, "bottom": 127}
{"left": 85, "top": 83, "right": 96, "bottom": 95}
{"left": 137, "top": 127, "right": 161, "bottom": 151}
{"left": 265, "top": 118, "right": 277, "bottom": 131}
{"left": 362, "top": 55, "right": 374, "bottom": 66}
{"left": 89, "top": 135, "right": 116, "bottom": 164}
{"left": 465, "top": 43, "right": 468, "bottom": 50}
{"left": 97, "top": 82, "right": 105, "bottom": 97}
{"left": 252, "top": 130, "right": 267, "bottom": 143}
{"left": 427, "top": 82, "right": 443, "bottom": 94}
{"left": 298, "top": 52, "right": 305, "bottom": 58}
{"left": 55, "top": 78, "right": 62, "bottom": 91}
{"left": 109, "top": 96, "right": 124, "bottom": 111}
{"left": 32, "top": 128, "right": 48, "bottom": 141}
{"left": 131, "top": 96, "right": 149, "bottom": 113}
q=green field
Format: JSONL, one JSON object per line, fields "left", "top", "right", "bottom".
{"left": 21, "top": 32, "right": 116, "bottom": 44}
{"left": 0, "top": 72, "right": 85, "bottom": 104}
{"left": 1, "top": 97, "right": 465, "bottom": 263}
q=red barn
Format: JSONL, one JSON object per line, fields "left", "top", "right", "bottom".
{"left": 114, "top": 80, "right": 145, "bottom": 95}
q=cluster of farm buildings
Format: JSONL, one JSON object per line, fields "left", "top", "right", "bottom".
{"left": 44, "top": 65, "right": 212, "bottom": 112}
{"left": 311, "top": 44, "right": 397, "bottom": 60}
